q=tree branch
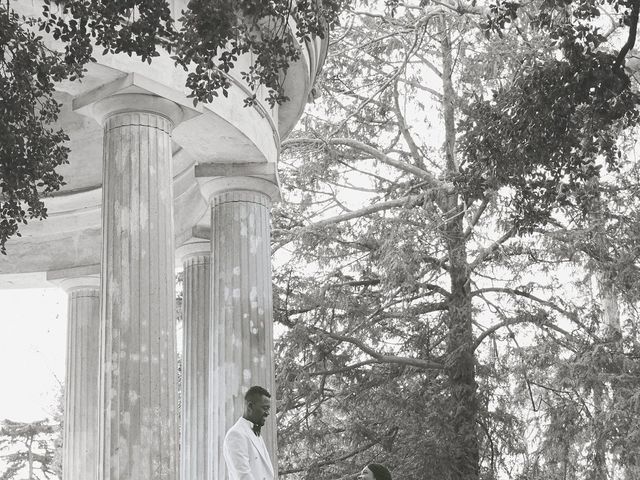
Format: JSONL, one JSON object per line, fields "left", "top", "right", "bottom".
{"left": 418, "top": 282, "right": 451, "bottom": 299}
{"left": 469, "top": 227, "right": 516, "bottom": 269}
{"left": 328, "top": 26, "right": 423, "bottom": 138}
{"left": 279, "top": 440, "right": 378, "bottom": 475}
{"left": 473, "top": 315, "right": 556, "bottom": 351}
{"left": 615, "top": 0, "right": 640, "bottom": 69}
{"left": 440, "top": 16, "right": 458, "bottom": 173}
{"left": 282, "top": 137, "right": 449, "bottom": 189}
{"left": 302, "top": 195, "right": 423, "bottom": 229}
{"left": 272, "top": 196, "right": 425, "bottom": 251}
{"left": 470, "top": 287, "right": 597, "bottom": 339}
{"left": 311, "top": 327, "right": 444, "bottom": 370}
{"left": 392, "top": 81, "right": 428, "bottom": 170}
{"left": 429, "top": 0, "right": 489, "bottom": 17}
{"left": 308, "top": 359, "right": 387, "bottom": 376}
{"left": 341, "top": 40, "right": 444, "bottom": 94}
{"left": 471, "top": 287, "right": 572, "bottom": 317}
{"left": 463, "top": 196, "right": 490, "bottom": 238}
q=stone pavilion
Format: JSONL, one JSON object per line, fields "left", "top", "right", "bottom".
{"left": 0, "top": 2, "right": 328, "bottom": 479}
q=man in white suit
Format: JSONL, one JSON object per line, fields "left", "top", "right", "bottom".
{"left": 223, "top": 385, "right": 275, "bottom": 480}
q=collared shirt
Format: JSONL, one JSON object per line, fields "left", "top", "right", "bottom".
{"left": 240, "top": 416, "right": 261, "bottom": 436}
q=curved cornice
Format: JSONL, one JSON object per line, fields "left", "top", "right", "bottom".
{"left": 0, "top": 2, "right": 329, "bottom": 286}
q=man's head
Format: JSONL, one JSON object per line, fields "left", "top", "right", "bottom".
{"left": 359, "top": 464, "right": 392, "bottom": 480}
{"left": 243, "top": 385, "right": 271, "bottom": 426}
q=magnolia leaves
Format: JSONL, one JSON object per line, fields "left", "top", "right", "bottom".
{"left": 457, "top": 53, "right": 640, "bottom": 233}
{"left": 38, "top": 0, "right": 340, "bottom": 107}
{"left": 1, "top": 0, "right": 342, "bottom": 252}
{"left": 1, "top": 6, "right": 69, "bottom": 254}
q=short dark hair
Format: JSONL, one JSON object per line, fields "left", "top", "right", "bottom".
{"left": 367, "top": 464, "right": 392, "bottom": 480}
{"left": 245, "top": 385, "right": 271, "bottom": 403}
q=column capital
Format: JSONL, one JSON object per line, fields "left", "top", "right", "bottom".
{"left": 176, "top": 239, "right": 211, "bottom": 264}
{"left": 47, "top": 265, "right": 101, "bottom": 292}
{"left": 92, "top": 93, "right": 184, "bottom": 126}
{"left": 55, "top": 276, "right": 100, "bottom": 293}
{"left": 197, "top": 176, "right": 281, "bottom": 203}
{"left": 73, "top": 72, "right": 201, "bottom": 126}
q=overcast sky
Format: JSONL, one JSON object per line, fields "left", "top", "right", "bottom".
{"left": 0, "top": 288, "right": 67, "bottom": 422}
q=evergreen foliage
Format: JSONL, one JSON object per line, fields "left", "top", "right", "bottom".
{"left": 0, "top": 419, "right": 59, "bottom": 480}
{"left": 273, "top": 1, "right": 640, "bottom": 479}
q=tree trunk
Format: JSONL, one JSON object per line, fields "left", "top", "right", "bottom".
{"left": 440, "top": 16, "right": 479, "bottom": 480}
{"left": 589, "top": 274, "right": 611, "bottom": 480}
{"left": 445, "top": 216, "right": 479, "bottom": 480}
{"left": 590, "top": 381, "right": 607, "bottom": 480}
{"left": 27, "top": 436, "right": 34, "bottom": 480}
{"left": 597, "top": 278, "right": 639, "bottom": 480}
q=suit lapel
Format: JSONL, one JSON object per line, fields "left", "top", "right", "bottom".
{"left": 243, "top": 420, "right": 274, "bottom": 477}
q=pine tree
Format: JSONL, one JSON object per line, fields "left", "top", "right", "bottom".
{"left": 273, "top": 1, "right": 640, "bottom": 479}
{"left": 0, "top": 419, "right": 59, "bottom": 480}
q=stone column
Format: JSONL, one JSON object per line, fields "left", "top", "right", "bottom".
{"left": 60, "top": 276, "right": 101, "bottom": 480}
{"left": 200, "top": 177, "right": 280, "bottom": 480}
{"left": 95, "top": 94, "right": 182, "bottom": 480}
{"left": 177, "top": 240, "right": 211, "bottom": 480}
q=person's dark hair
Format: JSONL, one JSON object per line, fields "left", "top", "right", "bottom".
{"left": 367, "top": 464, "right": 392, "bottom": 480}
{"left": 245, "top": 385, "right": 271, "bottom": 402}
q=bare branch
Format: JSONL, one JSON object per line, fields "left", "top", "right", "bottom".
{"left": 469, "top": 227, "right": 517, "bottom": 269}
{"left": 392, "top": 81, "right": 427, "bottom": 170}
{"left": 615, "top": 0, "right": 640, "bottom": 69}
{"left": 463, "top": 196, "right": 490, "bottom": 238}
{"left": 412, "top": 50, "right": 444, "bottom": 78}
{"left": 440, "top": 15, "right": 458, "bottom": 173}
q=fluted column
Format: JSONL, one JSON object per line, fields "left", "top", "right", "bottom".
{"left": 200, "top": 178, "right": 280, "bottom": 480}
{"left": 60, "top": 276, "right": 100, "bottom": 480}
{"left": 177, "top": 240, "right": 211, "bottom": 480}
{"left": 95, "top": 94, "right": 182, "bottom": 480}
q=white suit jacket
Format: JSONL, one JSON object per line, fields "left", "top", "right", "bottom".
{"left": 223, "top": 417, "right": 275, "bottom": 480}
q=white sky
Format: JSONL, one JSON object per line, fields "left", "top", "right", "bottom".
{"left": 0, "top": 288, "right": 67, "bottom": 422}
